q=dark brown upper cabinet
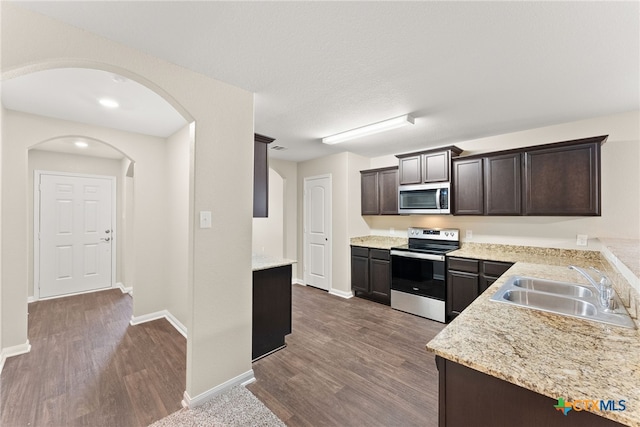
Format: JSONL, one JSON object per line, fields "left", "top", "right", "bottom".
{"left": 396, "top": 146, "right": 463, "bottom": 185}
{"left": 524, "top": 141, "right": 600, "bottom": 215}
{"left": 485, "top": 153, "right": 522, "bottom": 215}
{"left": 452, "top": 158, "right": 484, "bottom": 215}
{"left": 253, "top": 133, "right": 275, "bottom": 218}
{"left": 452, "top": 135, "right": 605, "bottom": 217}
{"left": 361, "top": 167, "right": 398, "bottom": 215}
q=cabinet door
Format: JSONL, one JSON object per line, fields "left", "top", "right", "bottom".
{"left": 485, "top": 153, "right": 521, "bottom": 215}
{"left": 523, "top": 142, "right": 600, "bottom": 215}
{"left": 361, "top": 171, "right": 379, "bottom": 215}
{"left": 447, "top": 271, "right": 479, "bottom": 319}
{"left": 399, "top": 155, "right": 422, "bottom": 185}
{"left": 253, "top": 136, "right": 271, "bottom": 218}
{"left": 453, "top": 158, "right": 484, "bottom": 215}
{"left": 378, "top": 169, "right": 399, "bottom": 215}
{"left": 351, "top": 253, "right": 370, "bottom": 293}
{"left": 370, "top": 258, "right": 391, "bottom": 304}
{"left": 423, "top": 151, "right": 450, "bottom": 182}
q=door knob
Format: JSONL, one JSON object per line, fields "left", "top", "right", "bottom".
{"left": 105, "top": 230, "right": 111, "bottom": 234}
{"left": 101, "top": 237, "right": 111, "bottom": 242}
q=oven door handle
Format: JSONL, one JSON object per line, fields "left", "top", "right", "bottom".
{"left": 390, "top": 250, "right": 445, "bottom": 262}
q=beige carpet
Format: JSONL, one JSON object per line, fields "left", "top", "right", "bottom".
{"left": 149, "top": 386, "right": 285, "bottom": 427}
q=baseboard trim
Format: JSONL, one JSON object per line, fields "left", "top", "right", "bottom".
{"left": 0, "top": 341, "right": 31, "bottom": 374}
{"left": 182, "top": 369, "right": 255, "bottom": 408}
{"left": 292, "top": 278, "right": 306, "bottom": 286}
{"left": 130, "top": 310, "right": 187, "bottom": 338}
{"left": 329, "top": 288, "right": 354, "bottom": 299}
{"left": 116, "top": 282, "right": 133, "bottom": 295}
{"left": 27, "top": 296, "right": 37, "bottom": 304}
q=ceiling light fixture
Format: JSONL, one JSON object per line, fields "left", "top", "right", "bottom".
{"left": 98, "top": 98, "right": 119, "bottom": 109}
{"left": 74, "top": 141, "right": 89, "bottom": 148}
{"left": 322, "top": 114, "right": 415, "bottom": 145}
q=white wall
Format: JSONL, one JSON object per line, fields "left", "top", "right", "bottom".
{"left": 166, "top": 124, "right": 191, "bottom": 328}
{"left": 2, "top": 3, "right": 254, "bottom": 400}
{"left": 253, "top": 168, "right": 284, "bottom": 258}
{"left": 27, "top": 149, "right": 126, "bottom": 297}
{"left": 297, "top": 152, "right": 370, "bottom": 295}
{"left": 270, "top": 158, "right": 298, "bottom": 267}
{"left": 366, "top": 111, "right": 640, "bottom": 247}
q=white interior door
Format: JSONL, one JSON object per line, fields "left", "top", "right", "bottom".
{"left": 38, "top": 173, "right": 114, "bottom": 298}
{"left": 304, "top": 175, "right": 331, "bottom": 291}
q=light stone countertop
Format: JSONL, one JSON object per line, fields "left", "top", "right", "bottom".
{"left": 448, "top": 242, "right": 603, "bottom": 266}
{"left": 251, "top": 254, "right": 296, "bottom": 272}
{"left": 350, "top": 235, "right": 408, "bottom": 250}
{"left": 427, "top": 260, "right": 640, "bottom": 426}
{"left": 600, "top": 238, "right": 640, "bottom": 279}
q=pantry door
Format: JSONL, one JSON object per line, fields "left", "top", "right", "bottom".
{"left": 37, "top": 172, "right": 115, "bottom": 299}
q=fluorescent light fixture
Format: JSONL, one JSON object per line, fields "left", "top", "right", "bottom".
{"left": 322, "top": 114, "right": 414, "bottom": 145}
{"left": 98, "top": 98, "right": 119, "bottom": 108}
{"left": 74, "top": 141, "right": 89, "bottom": 148}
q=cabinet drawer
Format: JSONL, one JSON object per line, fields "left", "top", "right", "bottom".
{"left": 482, "top": 261, "right": 512, "bottom": 277}
{"left": 370, "top": 249, "right": 390, "bottom": 261}
{"left": 351, "top": 246, "right": 369, "bottom": 257}
{"left": 448, "top": 257, "right": 479, "bottom": 273}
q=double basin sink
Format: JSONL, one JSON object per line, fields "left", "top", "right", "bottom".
{"left": 490, "top": 276, "right": 636, "bottom": 329}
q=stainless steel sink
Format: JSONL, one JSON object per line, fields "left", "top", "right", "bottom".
{"left": 490, "top": 275, "right": 636, "bottom": 329}
{"left": 502, "top": 290, "right": 597, "bottom": 316}
{"left": 510, "top": 277, "right": 594, "bottom": 298}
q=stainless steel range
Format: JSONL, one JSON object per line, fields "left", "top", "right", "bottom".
{"left": 390, "top": 227, "right": 460, "bottom": 322}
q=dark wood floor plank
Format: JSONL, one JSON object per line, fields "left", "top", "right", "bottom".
{"left": 0, "top": 289, "right": 186, "bottom": 427}
{"left": 248, "top": 284, "right": 444, "bottom": 427}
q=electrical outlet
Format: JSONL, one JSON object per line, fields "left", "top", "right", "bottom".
{"left": 466, "top": 230, "right": 473, "bottom": 239}
{"left": 576, "top": 234, "right": 588, "bottom": 246}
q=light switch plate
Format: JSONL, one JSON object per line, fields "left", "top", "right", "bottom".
{"left": 200, "top": 211, "right": 212, "bottom": 229}
{"left": 576, "top": 234, "right": 588, "bottom": 246}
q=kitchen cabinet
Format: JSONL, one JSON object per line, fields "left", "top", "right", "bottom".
{"left": 350, "top": 246, "right": 391, "bottom": 305}
{"left": 446, "top": 257, "right": 512, "bottom": 320}
{"left": 253, "top": 133, "right": 275, "bottom": 218}
{"left": 397, "top": 146, "right": 463, "bottom": 185}
{"left": 360, "top": 167, "right": 398, "bottom": 215}
{"left": 452, "top": 158, "right": 484, "bottom": 215}
{"left": 252, "top": 264, "right": 292, "bottom": 360}
{"left": 436, "top": 356, "right": 623, "bottom": 427}
{"left": 524, "top": 141, "right": 600, "bottom": 215}
{"left": 452, "top": 135, "right": 605, "bottom": 216}
{"left": 485, "top": 153, "right": 521, "bottom": 215}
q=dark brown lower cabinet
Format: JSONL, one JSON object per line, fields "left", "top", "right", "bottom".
{"left": 252, "top": 265, "right": 292, "bottom": 361}
{"left": 351, "top": 246, "right": 391, "bottom": 305}
{"left": 436, "top": 356, "right": 623, "bottom": 427}
{"left": 447, "top": 257, "right": 512, "bottom": 321}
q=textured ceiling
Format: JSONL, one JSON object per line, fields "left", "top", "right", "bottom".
{"left": 5, "top": 1, "right": 639, "bottom": 162}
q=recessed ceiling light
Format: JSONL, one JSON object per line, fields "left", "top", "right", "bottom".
{"left": 74, "top": 141, "right": 89, "bottom": 148}
{"left": 98, "top": 98, "right": 119, "bottom": 109}
{"left": 322, "top": 114, "right": 415, "bottom": 145}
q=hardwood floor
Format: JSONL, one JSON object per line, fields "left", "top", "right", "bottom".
{"left": 1, "top": 289, "right": 186, "bottom": 427}
{"left": 248, "top": 284, "right": 445, "bottom": 427}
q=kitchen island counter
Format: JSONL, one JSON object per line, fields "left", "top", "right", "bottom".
{"left": 427, "top": 260, "right": 640, "bottom": 426}
{"left": 252, "top": 254, "right": 296, "bottom": 271}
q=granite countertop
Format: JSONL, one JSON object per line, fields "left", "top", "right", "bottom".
{"left": 427, "top": 260, "right": 640, "bottom": 426}
{"left": 448, "top": 242, "right": 603, "bottom": 267}
{"left": 350, "top": 235, "right": 408, "bottom": 250}
{"left": 600, "top": 238, "right": 640, "bottom": 279}
{"left": 251, "top": 254, "right": 297, "bottom": 271}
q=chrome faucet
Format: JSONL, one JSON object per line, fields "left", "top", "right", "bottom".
{"left": 569, "top": 265, "right": 616, "bottom": 311}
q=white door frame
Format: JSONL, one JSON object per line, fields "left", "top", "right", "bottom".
{"left": 303, "top": 173, "right": 332, "bottom": 292}
{"left": 33, "top": 170, "right": 117, "bottom": 301}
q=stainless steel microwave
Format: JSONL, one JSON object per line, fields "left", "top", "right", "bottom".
{"left": 398, "top": 183, "right": 450, "bottom": 214}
